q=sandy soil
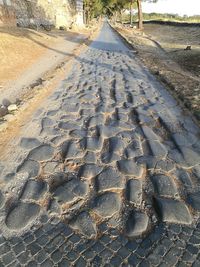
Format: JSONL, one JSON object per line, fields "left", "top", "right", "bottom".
{"left": 114, "top": 23, "right": 200, "bottom": 123}
{"left": 0, "top": 26, "right": 91, "bottom": 104}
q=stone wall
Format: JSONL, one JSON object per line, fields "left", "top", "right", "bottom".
{"left": 11, "top": 0, "right": 84, "bottom": 29}
{"left": 0, "top": 0, "right": 15, "bottom": 25}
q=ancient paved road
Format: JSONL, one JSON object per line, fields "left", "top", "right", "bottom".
{"left": 0, "top": 22, "right": 200, "bottom": 266}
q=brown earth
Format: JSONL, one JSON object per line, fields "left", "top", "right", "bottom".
{"left": 114, "top": 23, "right": 200, "bottom": 123}
{"left": 0, "top": 26, "right": 90, "bottom": 87}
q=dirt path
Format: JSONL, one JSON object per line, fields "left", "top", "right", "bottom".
{"left": 0, "top": 22, "right": 199, "bottom": 266}
{"left": 0, "top": 26, "right": 90, "bottom": 105}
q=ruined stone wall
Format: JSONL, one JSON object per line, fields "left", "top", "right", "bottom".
{"left": 0, "top": 0, "right": 15, "bottom": 25}
{"left": 11, "top": 0, "right": 84, "bottom": 28}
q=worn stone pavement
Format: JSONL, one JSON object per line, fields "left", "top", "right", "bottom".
{"left": 0, "top": 22, "right": 200, "bottom": 266}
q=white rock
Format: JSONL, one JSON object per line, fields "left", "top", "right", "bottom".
{"left": 8, "top": 104, "right": 18, "bottom": 112}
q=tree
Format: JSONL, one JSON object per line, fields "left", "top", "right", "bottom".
{"left": 137, "top": 0, "right": 158, "bottom": 29}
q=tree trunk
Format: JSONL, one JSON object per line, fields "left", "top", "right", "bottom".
{"left": 137, "top": 0, "right": 143, "bottom": 30}
{"left": 130, "top": 0, "right": 133, "bottom": 26}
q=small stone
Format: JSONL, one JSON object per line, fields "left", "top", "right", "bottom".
{"left": 151, "top": 174, "right": 179, "bottom": 197}
{"left": 126, "top": 179, "right": 142, "bottom": 205}
{"left": 8, "top": 104, "right": 18, "bottom": 112}
{"left": 0, "top": 106, "right": 8, "bottom": 117}
{"left": 125, "top": 211, "right": 149, "bottom": 238}
{"left": 20, "top": 180, "right": 47, "bottom": 201}
{"left": 155, "top": 198, "right": 192, "bottom": 225}
{"left": 117, "top": 159, "right": 143, "bottom": 178}
{"left": 93, "top": 192, "right": 121, "bottom": 218}
{"left": 54, "top": 179, "right": 88, "bottom": 204}
{"left": 70, "top": 211, "right": 97, "bottom": 238}
{"left": 28, "top": 145, "right": 54, "bottom": 161}
{"left": 187, "top": 191, "right": 200, "bottom": 211}
{"left": 96, "top": 167, "right": 124, "bottom": 192}
{"left": 6, "top": 202, "right": 40, "bottom": 230}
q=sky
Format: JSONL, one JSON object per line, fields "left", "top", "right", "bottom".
{"left": 142, "top": 0, "right": 200, "bottom": 16}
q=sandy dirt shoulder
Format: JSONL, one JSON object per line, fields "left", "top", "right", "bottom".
{"left": 0, "top": 26, "right": 93, "bottom": 105}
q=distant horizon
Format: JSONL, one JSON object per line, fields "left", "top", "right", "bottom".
{"left": 142, "top": 0, "right": 200, "bottom": 16}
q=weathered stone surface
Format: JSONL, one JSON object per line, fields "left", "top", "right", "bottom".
{"left": 125, "top": 211, "right": 149, "bottom": 238}
{"left": 29, "top": 145, "right": 54, "bottom": 161}
{"left": 6, "top": 202, "right": 40, "bottom": 230}
{"left": 20, "top": 180, "right": 47, "bottom": 201}
{"left": 93, "top": 192, "right": 121, "bottom": 218}
{"left": 79, "top": 164, "right": 102, "bottom": 179}
{"left": 151, "top": 174, "right": 179, "bottom": 197}
{"left": 0, "top": 191, "right": 5, "bottom": 209}
{"left": 155, "top": 198, "right": 192, "bottom": 225}
{"left": 54, "top": 179, "right": 89, "bottom": 204}
{"left": 180, "top": 147, "right": 200, "bottom": 166}
{"left": 20, "top": 138, "right": 41, "bottom": 149}
{"left": 17, "top": 160, "right": 40, "bottom": 178}
{"left": 126, "top": 179, "right": 142, "bottom": 205}
{"left": 117, "top": 160, "right": 143, "bottom": 178}
{"left": 70, "top": 211, "right": 97, "bottom": 238}
{"left": 96, "top": 167, "right": 124, "bottom": 192}
{"left": 176, "top": 169, "right": 193, "bottom": 187}
{"left": 148, "top": 140, "right": 168, "bottom": 158}
{"left": 187, "top": 191, "right": 200, "bottom": 211}
{"left": 60, "top": 140, "right": 83, "bottom": 159}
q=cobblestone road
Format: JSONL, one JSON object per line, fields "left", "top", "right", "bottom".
{"left": 0, "top": 22, "right": 200, "bottom": 266}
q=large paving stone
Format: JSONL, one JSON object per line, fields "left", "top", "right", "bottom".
{"left": 20, "top": 138, "right": 41, "bottom": 149}
{"left": 117, "top": 159, "right": 143, "bottom": 178}
{"left": 180, "top": 147, "right": 200, "bottom": 166}
{"left": 155, "top": 198, "right": 192, "bottom": 225}
{"left": 125, "top": 211, "right": 149, "bottom": 238}
{"left": 20, "top": 180, "right": 47, "bottom": 201}
{"left": 93, "top": 192, "right": 121, "bottom": 218}
{"left": 148, "top": 140, "right": 168, "bottom": 158}
{"left": 54, "top": 179, "right": 89, "bottom": 204}
{"left": 187, "top": 191, "right": 200, "bottom": 211}
{"left": 126, "top": 179, "right": 142, "bottom": 205}
{"left": 6, "top": 202, "right": 40, "bottom": 230}
{"left": 17, "top": 160, "right": 40, "bottom": 178}
{"left": 142, "top": 125, "right": 160, "bottom": 141}
{"left": 151, "top": 174, "right": 179, "bottom": 197}
{"left": 96, "top": 167, "right": 124, "bottom": 192}
{"left": 28, "top": 145, "right": 54, "bottom": 161}
{"left": 70, "top": 211, "right": 97, "bottom": 238}
{"left": 79, "top": 164, "right": 102, "bottom": 179}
